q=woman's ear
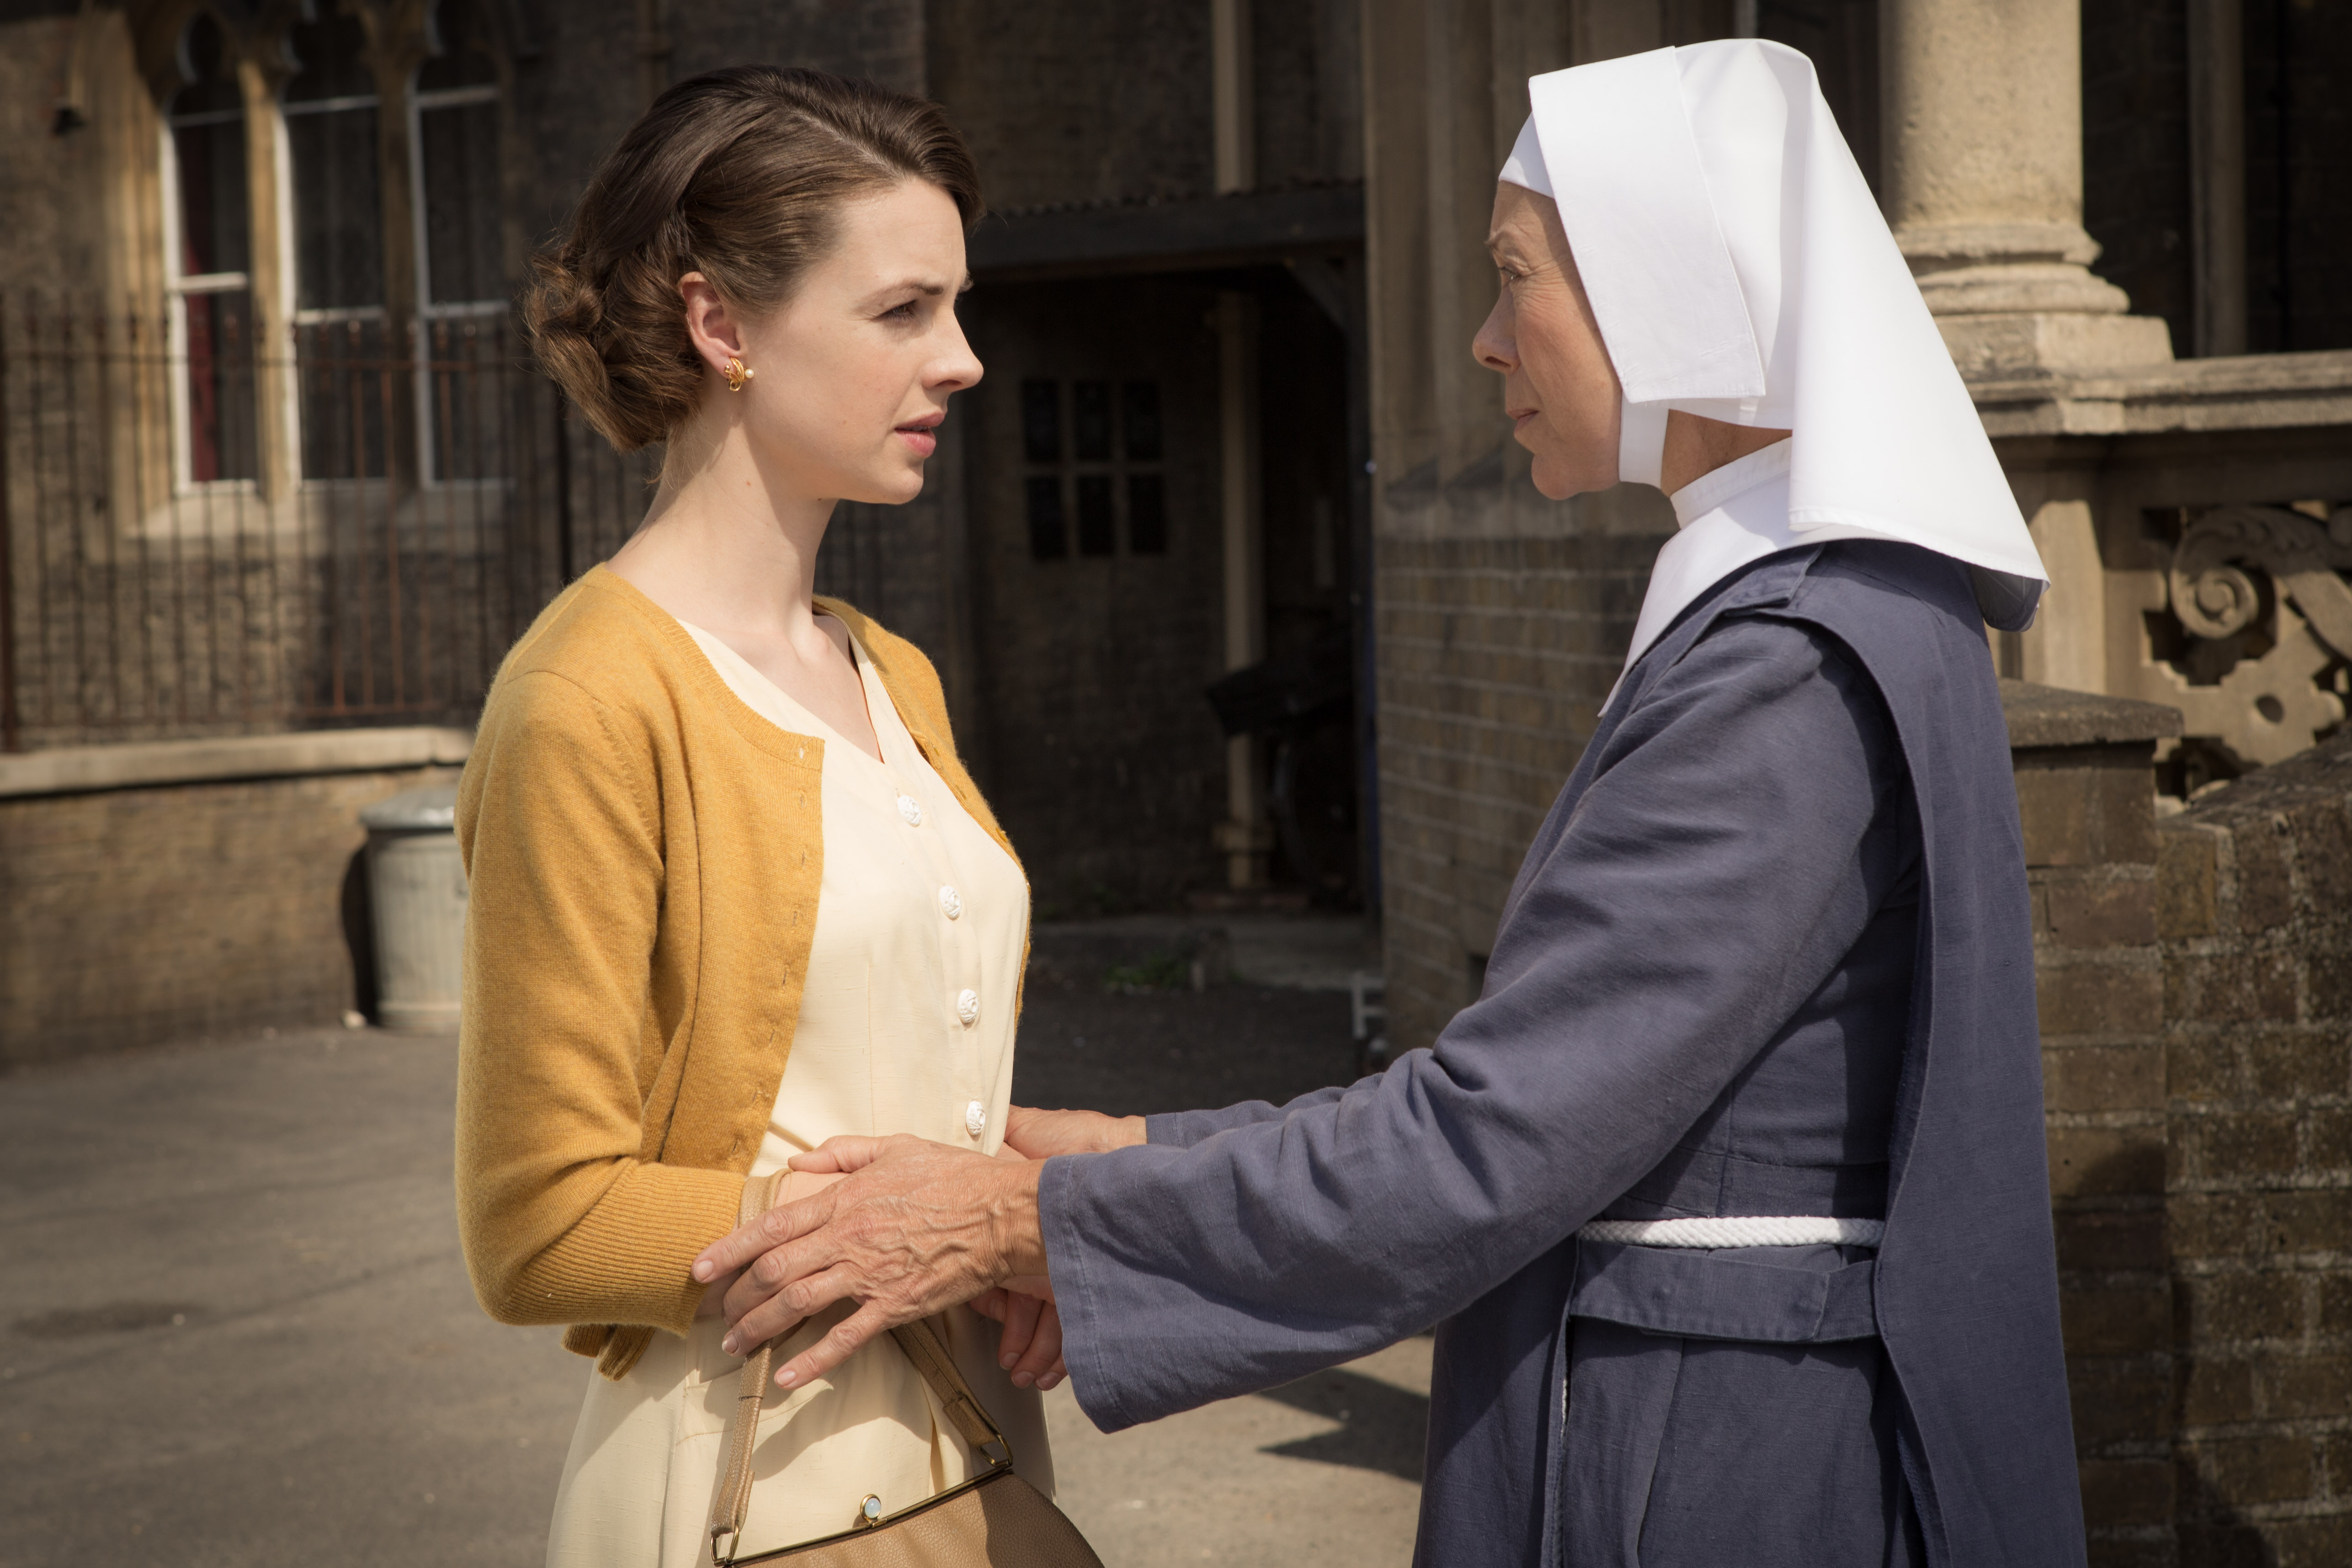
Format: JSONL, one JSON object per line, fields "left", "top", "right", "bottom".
{"left": 679, "top": 272, "right": 742, "bottom": 377}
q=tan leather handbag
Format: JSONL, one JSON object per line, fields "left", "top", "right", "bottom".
{"left": 706, "top": 1176, "right": 1104, "bottom": 1568}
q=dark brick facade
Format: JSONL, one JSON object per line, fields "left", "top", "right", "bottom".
{"left": 1371, "top": 527, "right": 1666, "bottom": 1051}
{"left": 2009, "top": 683, "right": 2183, "bottom": 1568}
{"left": 2160, "top": 733, "right": 2352, "bottom": 1567}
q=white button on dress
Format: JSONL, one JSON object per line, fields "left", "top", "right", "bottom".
{"left": 939, "top": 885, "right": 962, "bottom": 920}
{"left": 955, "top": 988, "right": 979, "bottom": 1026}
{"left": 964, "top": 1100, "right": 986, "bottom": 1137}
{"left": 897, "top": 794, "right": 923, "bottom": 826}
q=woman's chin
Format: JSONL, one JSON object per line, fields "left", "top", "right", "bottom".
{"left": 844, "top": 466, "right": 927, "bottom": 507}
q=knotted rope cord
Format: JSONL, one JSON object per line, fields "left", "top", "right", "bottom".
{"left": 1575, "top": 1216, "right": 1885, "bottom": 1249}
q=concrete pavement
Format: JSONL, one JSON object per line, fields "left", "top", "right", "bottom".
{"left": 0, "top": 977, "right": 1423, "bottom": 1567}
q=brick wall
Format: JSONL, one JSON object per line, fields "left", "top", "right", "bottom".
{"left": 2006, "top": 683, "right": 2184, "bottom": 1568}
{"left": 2160, "top": 733, "right": 2352, "bottom": 1567}
{"left": 0, "top": 763, "right": 458, "bottom": 1067}
{"left": 1372, "top": 527, "right": 1666, "bottom": 1049}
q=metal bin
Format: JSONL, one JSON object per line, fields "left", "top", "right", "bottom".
{"left": 359, "top": 785, "right": 465, "bottom": 1031}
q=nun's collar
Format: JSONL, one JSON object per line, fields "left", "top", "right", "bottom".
{"left": 1668, "top": 437, "right": 1791, "bottom": 530}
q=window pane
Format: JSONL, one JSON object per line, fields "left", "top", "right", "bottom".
{"left": 172, "top": 16, "right": 242, "bottom": 115}
{"left": 1020, "top": 378, "right": 1060, "bottom": 463}
{"left": 287, "top": 108, "right": 383, "bottom": 309}
{"left": 297, "top": 319, "right": 393, "bottom": 480}
{"left": 171, "top": 120, "right": 250, "bottom": 277}
{"left": 420, "top": 100, "right": 503, "bottom": 304}
{"left": 182, "top": 291, "right": 257, "bottom": 482}
{"left": 419, "top": 0, "right": 500, "bottom": 89}
{"left": 285, "top": 13, "right": 377, "bottom": 102}
{"left": 1072, "top": 380, "right": 1112, "bottom": 461}
{"left": 1127, "top": 473, "right": 1166, "bottom": 554}
{"left": 1122, "top": 381, "right": 1161, "bottom": 461}
{"left": 1026, "top": 475, "right": 1067, "bottom": 560}
{"left": 286, "top": 11, "right": 383, "bottom": 310}
{"left": 1076, "top": 474, "right": 1115, "bottom": 556}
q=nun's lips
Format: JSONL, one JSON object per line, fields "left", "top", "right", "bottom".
{"left": 1509, "top": 408, "right": 1541, "bottom": 430}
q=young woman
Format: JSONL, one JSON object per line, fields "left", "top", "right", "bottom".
{"left": 452, "top": 67, "right": 1059, "bottom": 1567}
{"left": 696, "top": 40, "right": 2086, "bottom": 1568}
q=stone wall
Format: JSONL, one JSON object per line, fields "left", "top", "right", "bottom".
{"left": 2006, "top": 682, "right": 2183, "bottom": 1567}
{"left": 0, "top": 734, "right": 466, "bottom": 1067}
{"left": 2160, "top": 732, "right": 2352, "bottom": 1567}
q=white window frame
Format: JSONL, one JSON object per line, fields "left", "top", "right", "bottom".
{"left": 159, "top": 106, "right": 259, "bottom": 495}
{"left": 410, "top": 75, "right": 505, "bottom": 485}
{"left": 280, "top": 83, "right": 389, "bottom": 486}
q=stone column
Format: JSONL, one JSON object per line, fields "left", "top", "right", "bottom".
{"left": 1212, "top": 0, "right": 1270, "bottom": 887}
{"left": 1880, "top": 0, "right": 2173, "bottom": 377}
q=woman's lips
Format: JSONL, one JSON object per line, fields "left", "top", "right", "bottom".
{"left": 896, "top": 411, "right": 944, "bottom": 457}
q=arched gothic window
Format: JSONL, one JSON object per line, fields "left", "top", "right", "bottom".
{"left": 413, "top": 0, "right": 506, "bottom": 480}
{"left": 284, "top": 6, "right": 388, "bottom": 480}
{"left": 163, "top": 12, "right": 257, "bottom": 484}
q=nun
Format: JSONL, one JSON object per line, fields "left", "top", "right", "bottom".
{"left": 694, "top": 39, "right": 2087, "bottom": 1568}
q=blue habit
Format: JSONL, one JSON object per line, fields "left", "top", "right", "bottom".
{"left": 1037, "top": 541, "right": 2085, "bottom": 1567}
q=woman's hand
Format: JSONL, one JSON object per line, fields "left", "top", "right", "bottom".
{"left": 971, "top": 1287, "right": 1066, "bottom": 1390}
{"left": 971, "top": 1140, "right": 1065, "bottom": 1386}
{"left": 1002, "top": 1106, "right": 1148, "bottom": 1159}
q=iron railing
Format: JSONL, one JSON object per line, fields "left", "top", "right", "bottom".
{"left": 0, "top": 298, "right": 657, "bottom": 750}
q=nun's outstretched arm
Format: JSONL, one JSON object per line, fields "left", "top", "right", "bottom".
{"left": 696, "top": 611, "right": 1905, "bottom": 1420}
{"left": 1039, "top": 612, "right": 1908, "bottom": 1431}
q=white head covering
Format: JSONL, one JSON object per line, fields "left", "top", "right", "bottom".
{"left": 1497, "top": 41, "right": 2047, "bottom": 646}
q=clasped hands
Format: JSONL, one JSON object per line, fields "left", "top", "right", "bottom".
{"left": 690, "top": 1106, "right": 1146, "bottom": 1395}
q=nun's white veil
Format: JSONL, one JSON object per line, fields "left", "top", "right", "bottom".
{"left": 1498, "top": 41, "right": 2048, "bottom": 646}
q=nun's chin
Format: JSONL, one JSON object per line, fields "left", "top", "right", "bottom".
{"left": 1526, "top": 444, "right": 1617, "bottom": 501}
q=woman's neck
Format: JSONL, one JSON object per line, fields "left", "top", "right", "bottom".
{"left": 606, "top": 409, "right": 835, "bottom": 642}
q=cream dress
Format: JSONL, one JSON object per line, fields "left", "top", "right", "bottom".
{"left": 544, "top": 613, "right": 1049, "bottom": 1568}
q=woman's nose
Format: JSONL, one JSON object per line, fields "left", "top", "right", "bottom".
{"left": 934, "top": 321, "right": 984, "bottom": 393}
{"left": 1472, "top": 293, "right": 1516, "bottom": 373}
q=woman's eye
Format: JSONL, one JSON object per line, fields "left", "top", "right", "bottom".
{"left": 882, "top": 300, "right": 920, "bottom": 322}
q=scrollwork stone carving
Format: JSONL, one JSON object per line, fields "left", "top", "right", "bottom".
{"left": 2130, "top": 505, "right": 2352, "bottom": 769}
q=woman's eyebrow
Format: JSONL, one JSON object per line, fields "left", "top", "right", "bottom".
{"left": 861, "top": 273, "right": 974, "bottom": 305}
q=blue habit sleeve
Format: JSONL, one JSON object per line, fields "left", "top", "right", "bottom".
{"left": 1039, "top": 615, "right": 1907, "bottom": 1433}
{"left": 1144, "top": 1084, "right": 1351, "bottom": 1149}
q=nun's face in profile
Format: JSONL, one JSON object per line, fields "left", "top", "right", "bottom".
{"left": 1474, "top": 182, "right": 1621, "bottom": 500}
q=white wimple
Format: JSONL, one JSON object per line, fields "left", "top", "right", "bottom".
{"left": 1575, "top": 1216, "right": 1885, "bottom": 1249}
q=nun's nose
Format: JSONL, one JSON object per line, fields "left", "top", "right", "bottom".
{"left": 1473, "top": 295, "right": 1516, "bottom": 373}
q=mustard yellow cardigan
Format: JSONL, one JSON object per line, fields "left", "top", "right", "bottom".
{"left": 453, "top": 565, "right": 1017, "bottom": 1379}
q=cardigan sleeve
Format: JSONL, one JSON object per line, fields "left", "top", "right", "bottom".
{"left": 453, "top": 668, "right": 743, "bottom": 1334}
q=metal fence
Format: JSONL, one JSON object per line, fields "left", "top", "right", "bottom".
{"left": 0, "top": 298, "right": 658, "bottom": 751}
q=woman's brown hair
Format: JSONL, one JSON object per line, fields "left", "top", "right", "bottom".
{"left": 526, "top": 66, "right": 984, "bottom": 453}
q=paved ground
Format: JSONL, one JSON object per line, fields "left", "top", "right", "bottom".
{"left": 0, "top": 971, "right": 1423, "bottom": 1567}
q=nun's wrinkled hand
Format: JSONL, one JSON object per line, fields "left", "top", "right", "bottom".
{"left": 690, "top": 1133, "right": 1047, "bottom": 1391}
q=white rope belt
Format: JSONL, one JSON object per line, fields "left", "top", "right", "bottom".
{"left": 1575, "top": 1216, "right": 1885, "bottom": 1249}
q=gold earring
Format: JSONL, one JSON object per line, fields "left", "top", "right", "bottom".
{"left": 724, "top": 356, "right": 753, "bottom": 392}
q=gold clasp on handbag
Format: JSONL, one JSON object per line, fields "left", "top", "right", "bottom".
{"left": 855, "top": 1496, "right": 883, "bottom": 1531}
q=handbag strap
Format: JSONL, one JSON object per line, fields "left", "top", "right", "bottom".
{"left": 707, "top": 1173, "right": 1016, "bottom": 1564}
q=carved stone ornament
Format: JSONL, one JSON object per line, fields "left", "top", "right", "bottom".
{"left": 2145, "top": 505, "right": 2352, "bottom": 767}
